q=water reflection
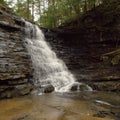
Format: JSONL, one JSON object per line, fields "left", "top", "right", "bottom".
{"left": 0, "top": 92, "right": 120, "bottom": 120}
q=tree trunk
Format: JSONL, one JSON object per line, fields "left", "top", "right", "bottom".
{"left": 32, "top": 0, "right": 35, "bottom": 21}
{"left": 27, "top": 0, "right": 30, "bottom": 19}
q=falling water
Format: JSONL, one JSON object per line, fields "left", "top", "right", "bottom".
{"left": 24, "top": 21, "right": 92, "bottom": 92}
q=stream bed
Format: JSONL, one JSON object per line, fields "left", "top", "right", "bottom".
{"left": 0, "top": 91, "right": 120, "bottom": 120}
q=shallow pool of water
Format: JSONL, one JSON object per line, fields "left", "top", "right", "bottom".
{"left": 0, "top": 91, "right": 120, "bottom": 120}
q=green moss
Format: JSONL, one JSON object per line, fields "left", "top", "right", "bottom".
{"left": 111, "top": 55, "right": 120, "bottom": 65}
{"left": 101, "top": 48, "right": 120, "bottom": 65}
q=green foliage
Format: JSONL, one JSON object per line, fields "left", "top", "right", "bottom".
{"left": 111, "top": 49, "right": 120, "bottom": 65}
{"left": 3, "top": 0, "right": 118, "bottom": 28}
{"left": 101, "top": 48, "right": 120, "bottom": 65}
{"left": 0, "top": 0, "right": 8, "bottom": 6}
{"left": 13, "top": 1, "right": 32, "bottom": 21}
{"left": 111, "top": 55, "right": 120, "bottom": 65}
{"left": 38, "top": 0, "right": 103, "bottom": 28}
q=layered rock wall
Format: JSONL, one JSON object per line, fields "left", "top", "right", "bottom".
{"left": 44, "top": 1, "right": 120, "bottom": 92}
{"left": 0, "top": 5, "right": 33, "bottom": 99}
{"left": 44, "top": 29, "right": 120, "bottom": 92}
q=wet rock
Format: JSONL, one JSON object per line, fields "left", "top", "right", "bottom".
{"left": 70, "top": 82, "right": 92, "bottom": 92}
{"left": 93, "top": 111, "right": 110, "bottom": 118}
{"left": 0, "top": 5, "right": 33, "bottom": 99}
{"left": 0, "top": 87, "right": 15, "bottom": 99}
{"left": 71, "top": 84, "right": 78, "bottom": 91}
{"left": 0, "top": 84, "right": 33, "bottom": 99}
{"left": 90, "top": 81, "right": 120, "bottom": 92}
{"left": 44, "top": 85, "right": 54, "bottom": 93}
{"left": 15, "top": 84, "right": 33, "bottom": 95}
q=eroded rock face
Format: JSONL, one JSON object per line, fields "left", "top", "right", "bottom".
{"left": 44, "top": 29, "right": 120, "bottom": 92}
{"left": 0, "top": 5, "right": 33, "bottom": 99}
{"left": 44, "top": 1, "right": 120, "bottom": 92}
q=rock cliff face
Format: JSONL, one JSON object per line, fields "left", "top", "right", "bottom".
{"left": 45, "top": 30, "right": 120, "bottom": 92}
{"left": 0, "top": 0, "right": 120, "bottom": 99}
{"left": 44, "top": 1, "right": 120, "bottom": 92}
{"left": 0, "top": 5, "right": 33, "bottom": 99}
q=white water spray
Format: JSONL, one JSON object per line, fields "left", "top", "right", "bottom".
{"left": 24, "top": 21, "right": 92, "bottom": 92}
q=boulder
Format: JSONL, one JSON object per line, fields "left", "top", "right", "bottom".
{"left": 44, "top": 85, "right": 54, "bottom": 93}
{"left": 70, "top": 82, "right": 92, "bottom": 92}
{"left": 15, "top": 84, "right": 33, "bottom": 96}
{"left": 71, "top": 84, "right": 78, "bottom": 91}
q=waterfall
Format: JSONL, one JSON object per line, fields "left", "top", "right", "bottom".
{"left": 24, "top": 21, "right": 92, "bottom": 92}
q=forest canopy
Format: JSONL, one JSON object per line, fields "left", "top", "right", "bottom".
{"left": 0, "top": 0, "right": 116, "bottom": 28}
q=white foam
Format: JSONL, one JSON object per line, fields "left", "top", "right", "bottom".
{"left": 24, "top": 21, "right": 92, "bottom": 92}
